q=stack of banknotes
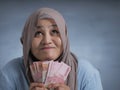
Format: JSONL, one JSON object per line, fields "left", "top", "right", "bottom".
{"left": 30, "top": 61, "right": 71, "bottom": 86}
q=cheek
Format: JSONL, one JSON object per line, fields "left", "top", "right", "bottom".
{"left": 56, "top": 38, "right": 63, "bottom": 50}
{"left": 32, "top": 38, "right": 41, "bottom": 49}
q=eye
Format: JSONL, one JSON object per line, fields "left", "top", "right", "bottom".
{"left": 51, "top": 30, "right": 59, "bottom": 35}
{"left": 35, "top": 31, "right": 43, "bottom": 37}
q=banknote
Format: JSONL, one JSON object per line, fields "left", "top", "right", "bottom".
{"left": 45, "top": 61, "right": 71, "bottom": 85}
{"left": 30, "top": 61, "right": 71, "bottom": 86}
{"left": 30, "top": 61, "right": 49, "bottom": 83}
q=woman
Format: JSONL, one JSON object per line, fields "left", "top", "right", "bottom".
{"left": 0, "top": 7, "right": 103, "bottom": 90}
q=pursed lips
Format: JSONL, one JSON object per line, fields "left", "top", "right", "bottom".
{"left": 40, "top": 47, "right": 55, "bottom": 50}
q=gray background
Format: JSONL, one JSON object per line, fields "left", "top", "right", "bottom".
{"left": 0, "top": 0, "right": 120, "bottom": 90}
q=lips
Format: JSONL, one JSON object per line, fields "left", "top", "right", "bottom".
{"left": 40, "top": 47, "right": 54, "bottom": 50}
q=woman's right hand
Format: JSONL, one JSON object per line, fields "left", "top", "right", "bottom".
{"left": 29, "top": 83, "right": 48, "bottom": 90}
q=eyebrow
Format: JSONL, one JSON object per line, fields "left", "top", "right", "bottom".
{"left": 51, "top": 24, "right": 57, "bottom": 27}
{"left": 36, "top": 24, "right": 58, "bottom": 29}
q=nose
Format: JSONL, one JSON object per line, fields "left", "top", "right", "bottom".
{"left": 41, "top": 33, "right": 52, "bottom": 45}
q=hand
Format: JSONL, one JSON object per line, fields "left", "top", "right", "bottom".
{"left": 29, "top": 82, "right": 48, "bottom": 90}
{"left": 47, "top": 83, "right": 70, "bottom": 90}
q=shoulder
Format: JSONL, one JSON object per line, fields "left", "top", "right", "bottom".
{"left": 0, "top": 57, "right": 25, "bottom": 77}
{"left": 0, "top": 57, "right": 25, "bottom": 90}
{"left": 77, "top": 59, "right": 99, "bottom": 74}
{"left": 77, "top": 59, "right": 103, "bottom": 90}
{"left": 77, "top": 59, "right": 100, "bottom": 80}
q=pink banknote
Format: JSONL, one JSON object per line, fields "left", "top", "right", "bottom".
{"left": 45, "top": 61, "right": 71, "bottom": 85}
{"left": 30, "top": 61, "right": 71, "bottom": 85}
{"left": 30, "top": 61, "right": 49, "bottom": 83}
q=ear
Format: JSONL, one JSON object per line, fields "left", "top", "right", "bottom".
{"left": 20, "top": 37, "right": 23, "bottom": 45}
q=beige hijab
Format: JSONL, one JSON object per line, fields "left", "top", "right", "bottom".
{"left": 21, "top": 7, "right": 78, "bottom": 90}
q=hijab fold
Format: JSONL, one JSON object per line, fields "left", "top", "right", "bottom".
{"left": 21, "top": 7, "right": 78, "bottom": 90}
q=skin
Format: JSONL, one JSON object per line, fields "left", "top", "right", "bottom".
{"left": 30, "top": 18, "right": 70, "bottom": 90}
{"left": 31, "top": 18, "right": 62, "bottom": 61}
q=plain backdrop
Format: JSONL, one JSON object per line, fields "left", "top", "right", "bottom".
{"left": 0, "top": 0, "right": 120, "bottom": 90}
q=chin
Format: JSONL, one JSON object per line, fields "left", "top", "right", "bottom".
{"left": 43, "top": 56, "right": 56, "bottom": 61}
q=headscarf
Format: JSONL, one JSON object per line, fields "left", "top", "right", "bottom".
{"left": 21, "top": 7, "right": 78, "bottom": 90}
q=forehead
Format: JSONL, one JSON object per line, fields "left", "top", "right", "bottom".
{"left": 37, "top": 18, "right": 56, "bottom": 25}
{"left": 36, "top": 18, "right": 58, "bottom": 30}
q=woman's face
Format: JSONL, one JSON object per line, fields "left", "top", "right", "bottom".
{"left": 31, "top": 18, "right": 63, "bottom": 61}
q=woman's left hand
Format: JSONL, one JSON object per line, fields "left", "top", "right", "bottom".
{"left": 47, "top": 83, "right": 70, "bottom": 90}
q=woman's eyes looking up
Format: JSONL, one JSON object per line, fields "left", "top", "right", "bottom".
{"left": 35, "top": 30, "right": 59, "bottom": 38}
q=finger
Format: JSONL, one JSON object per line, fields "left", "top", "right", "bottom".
{"left": 30, "top": 83, "right": 44, "bottom": 90}
{"left": 47, "top": 83, "right": 54, "bottom": 88}
{"left": 47, "top": 83, "right": 63, "bottom": 89}
{"left": 53, "top": 83, "right": 64, "bottom": 88}
{"left": 30, "top": 82, "right": 44, "bottom": 87}
{"left": 52, "top": 83, "right": 70, "bottom": 90}
{"left": 34, "top": 87, "right": 45, "bottom": 90}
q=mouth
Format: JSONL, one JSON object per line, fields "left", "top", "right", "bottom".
{"left": 40, "top": 47, "right": 54, "bottom": 50}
